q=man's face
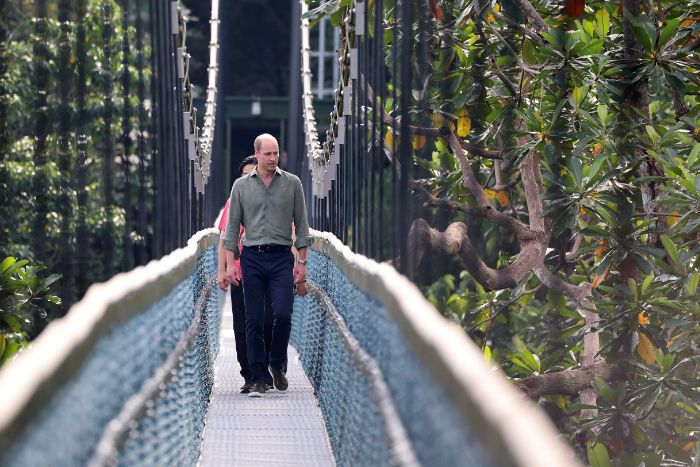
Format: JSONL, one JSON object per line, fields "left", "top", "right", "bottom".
{"left": 256, "top": 139, "right": 279, "bottom": 173}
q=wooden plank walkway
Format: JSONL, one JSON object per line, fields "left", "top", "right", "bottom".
{"left": 198, "top": 292, "right": 335, "bottom": 467}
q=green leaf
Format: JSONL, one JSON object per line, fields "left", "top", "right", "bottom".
{"left": 629, "top": 14, "right": 656, "bottom": 52}
{"left": 0, "top": 257, "right": 16, "bottom": 275}
{"left": 660, "top": 234, "right": 683, "bottom": 273}
{"left": 595, "top": 9, "right": 610, "bottom": 38}
{"left": 587, "top": 442, "right": 612, "bottom": 467}
{"left": 631, "top": 423, "right": 645, "bottom": 444}
{"left": 646, "top": 125, "right": 659, "bottom": 147}
{"left": 542, "top": 28, "right": 564, "bottom": 50}
{"left": 39, "top": 274, "right": 61, "bottom": 292}
{"left": 597, "top": 104, "right": 608, "bottom": 125}
{"left": 641, "top": 273, "right": 654, "bottom": 295}
{"left": 572, "top": 85, "right": 589, "bottom": 108}
{"left": 688, "top": 143, "right": 700, "bottom": 167}
{"left": 1, "top": 339, "right": 23, "bottom": 365}
{"left": 659, "top": 19, "right": 680, "bottom": 47}
{"left": 684, "top": 273, "right": 699, "bottom": 296}
{"left": 483, "top": 345, "right": 492, "bottom": 363}
{"left": 302, "top": 0, "right": 345, "bottom": 21}
{"left": 628, "top": 278, "right": 638, "bottom": 301}
{"left": 567, "top": 157, "right": 584, "bottom": 184}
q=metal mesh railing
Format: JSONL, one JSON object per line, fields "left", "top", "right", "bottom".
{"left": 291, "top": 230, "right": 581, "bottom": 467}
{"left": 0, "top": 230, "right": 223, "bottom": 467}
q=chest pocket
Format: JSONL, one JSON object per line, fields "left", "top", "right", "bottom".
{"left": 239, "top": 181, "right": 266, "bottom": 226}
{"left": 269, "top": 180, "right": 294, "bottom": 216}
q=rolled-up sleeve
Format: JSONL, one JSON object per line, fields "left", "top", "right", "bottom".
{"left": 222, "top": 182, "right": 243, "bottom": 257}
{"left": 293, "top": 177, "right": 311, "bottom": 250}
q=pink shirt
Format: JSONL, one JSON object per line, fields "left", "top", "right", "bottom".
{"left": 218, "top": 198, "right": 244, "bottom": 274}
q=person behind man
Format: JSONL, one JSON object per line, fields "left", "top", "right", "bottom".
{"left": 223, "top": 133, "right": 310, "bottom": 397}
{"left": 216, "top": 155, "right": 274, "bottom": 393}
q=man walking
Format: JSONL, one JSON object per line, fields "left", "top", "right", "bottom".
{"left": 223, "top": 133, "right": 310, "bottom": 397}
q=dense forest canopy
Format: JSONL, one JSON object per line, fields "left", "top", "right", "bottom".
{"left": 306, "top": 0, "right": 699, "bottom": 464}
{"left": 0, "top": 0, "right": 156, "bottom": 364}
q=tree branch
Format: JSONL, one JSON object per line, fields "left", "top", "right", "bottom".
{"left": 514, "top": 0, "right": 548, "bottom": 32}
{"left": 483, "top": 19, "right": 543, "bottom": 75}
{"left": 516, "top": 360, "right": 623, "bottom": 398}
{"left": 446, "top": 133, "right": 534, "bottom": 238}
{"left": 521, "top": 150, "right": 546, "bottom": 233}
{"left": 460, "top": 139, "right": 503, "bottom": 159}
{"left": 492, "top": 11, "right": 546, "bottom": 46}
{"left": 408, "top": 218, "right": 545, "bottom": 290}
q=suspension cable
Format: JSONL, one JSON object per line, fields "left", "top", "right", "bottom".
{"left": 195, "top": 0, "right": 220, "bottom": 195}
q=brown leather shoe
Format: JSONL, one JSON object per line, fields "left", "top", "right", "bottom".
{"left": 247, "top": 382, "right": 266, "bottom": 397}
{"left": 269, "top": 366, "right": 288, "bottom": 391}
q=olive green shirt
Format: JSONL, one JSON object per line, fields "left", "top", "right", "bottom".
{"left": 222, "top": 167, "right": 311, "bottom": 258}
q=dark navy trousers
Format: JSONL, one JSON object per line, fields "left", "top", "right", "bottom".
{"left": 240, "top": 245, "right": 294, "bottom": 384}
{"left": 230, "top": 284, "right": 273, "bottom": 384}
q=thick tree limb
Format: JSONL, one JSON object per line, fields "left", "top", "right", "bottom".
{"left": 516, "top": 360, "right": 623, "bottom": 398}
{"left": 492, "top": 11, "right": 546, "bottom": 46}
{"left": 460, "top": 139, "right": 503, "bottom": 159}
{"left": 409, "top": 219, "right": 548, "bottom": 290}
{"left": 514, "top": 0, "right": 548, "bottom": 32}
{"left": 521, "top": 151, "right": 546, "bottom": 233}
{"left": 446, "top": 133, "right": 536, "bottom": 238}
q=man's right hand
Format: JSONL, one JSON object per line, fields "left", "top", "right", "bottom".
{"left": 226, "top": 263, "right": 241, "bottom": 287}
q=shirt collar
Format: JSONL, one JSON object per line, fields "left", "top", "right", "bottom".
{"left": 251, "top": 166, "right": 282, "bottom": 177}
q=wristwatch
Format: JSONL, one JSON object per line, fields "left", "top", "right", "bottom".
{"left": 296, "top": 258, "right": 307, "bottom": 264}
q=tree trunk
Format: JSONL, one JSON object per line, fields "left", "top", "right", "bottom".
{"left": 57, "top": 0, "right": 74, "bottom": 308}
{"left": 0, "top": 0, "right": 9, "bottom": 249}
{"left": 135, "top": 1, "right": 150, "bottom": 265}
{"left": 623, "top": 0, "right": 664, "bottom": 244}
{"left": 102, "top": 0, "right": 115, "bottom": 279}
{"left": 76, "top": 0, "right": 89, "bottom": 297}
{"left": 121, "top": 0, "right": 134, "bottom": 272}
{"left": 32, "top": 0, "right": 51, "bottom": 264}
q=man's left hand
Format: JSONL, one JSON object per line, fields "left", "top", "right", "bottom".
{"left": 293, "top": 263, "right": 307, "bottom": 297}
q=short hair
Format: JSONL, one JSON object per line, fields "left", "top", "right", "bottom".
{"left": 253, "top": 133, "right": 278, "bottom": 152}
{"left": 238, "top": 155, "right": 257, "bottom": 176}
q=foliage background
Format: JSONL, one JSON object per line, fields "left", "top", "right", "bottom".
{"left": 306, "top": 0, "right": 700, "bottom": 464}
{"left": 0, "top": 0, "right": 153, "bottom": 363}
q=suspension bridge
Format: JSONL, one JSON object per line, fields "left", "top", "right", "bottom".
{"left": 0, "top": 1, "right": 584, "bottom": 466}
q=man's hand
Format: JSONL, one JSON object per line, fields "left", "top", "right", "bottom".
{"left": 293, "top": 263, "right": 307, "bottom": 297}
{"left": 217, "top": 270, "right": 229, "bottom": 290}
{"left": 226, "top": 262, "right": 241, "bottom": 287}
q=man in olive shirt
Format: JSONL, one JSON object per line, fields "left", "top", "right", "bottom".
{"left": 223, "top": 133, "right": 311, "bottom": 397}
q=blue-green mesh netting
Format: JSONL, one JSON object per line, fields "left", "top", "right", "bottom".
{"left": 291, "top": 250, "right": 494, "bottom": 467}
{"left": 4, "top": 245, "right": 222, "bottom": 467}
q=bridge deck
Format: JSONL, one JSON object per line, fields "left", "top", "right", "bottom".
{"left": 199, "top": 292, "right": 335, "bottom": 466}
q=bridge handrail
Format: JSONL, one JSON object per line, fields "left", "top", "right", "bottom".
{"left": 0, "top": 229, "right": 220, "bottom": 458}
{"left": 308, "top": 229, "right": 581, "bottom": 467}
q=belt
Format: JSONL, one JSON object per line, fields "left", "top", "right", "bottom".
{"left": 245, "top": 244, "right": 290, "bottom": 252}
